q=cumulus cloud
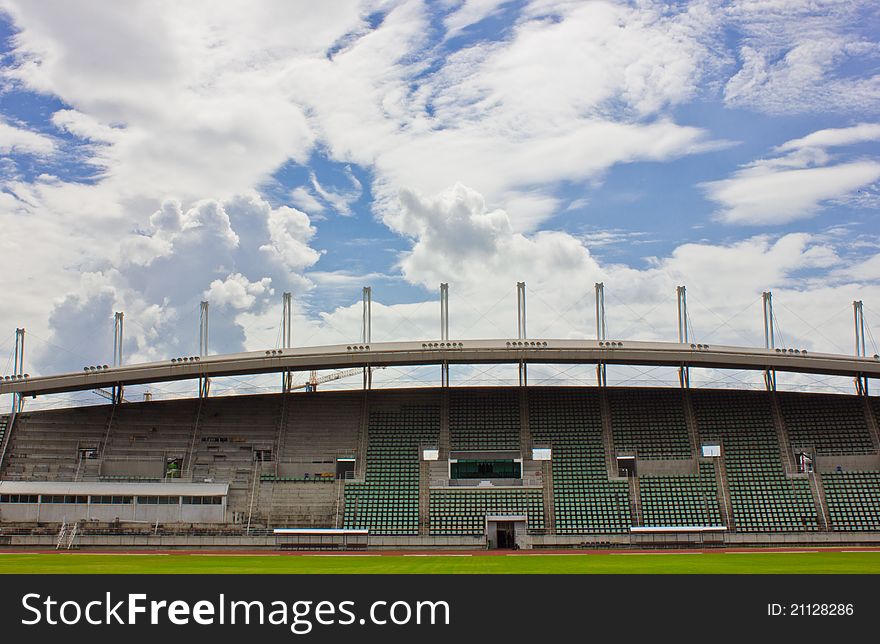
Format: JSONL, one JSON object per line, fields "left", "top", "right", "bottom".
{"left": 261, "top": 205, "right": 321, "bottom": 270}
{"left": 386, "top": 183, "right": 864, "bottom": 356}
{"left": 228, "top": 180, "right": 874, "bottom": 396}
{"left": 32, "top": 193, "right": 321, "bottom": 371}
{"left": 204, "top": 273, "right": 273, "bottom": 310}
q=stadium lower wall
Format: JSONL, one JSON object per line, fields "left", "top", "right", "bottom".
{"left": 531, "top": 532, "right": 880, "bottom": 548}
{"left": 0, "top": 534, "right": 486, "bottom": 550}
{"left": 3, "top": 532, "right": 880, "bottom": 550}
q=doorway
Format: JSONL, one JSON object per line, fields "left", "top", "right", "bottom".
{"left": 486, "top": 515, "right": 528, "bottom": 550}
{"left": 496, "top": 521, "right": 515, "bottom": 549}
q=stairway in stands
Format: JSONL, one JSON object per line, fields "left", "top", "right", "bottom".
{"left": 768, "top": 393, "right": 798, "bottom": 476}
{"left": 0, "top": 414, "right": 11, "bottom": 474}
{"left": 714, "top": 450, "right": 734, "bottom": 530}
{"left": 692, "top": 390, "right": 818, "bottom": 532}
{"left": 530, "top": 388, "right": 630, "bottom": 534}
{"left": 628, "top": 476, "right": 642, "bottom": 526}
{"left": 343, "top": 391, "right": 440, "bottom": 535}
{"left": 518, "top": 387, "right": 531, "bottom": 454}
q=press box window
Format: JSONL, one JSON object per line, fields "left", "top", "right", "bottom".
{"left": 451, "top": 459, "right": 521, "bottom": 479}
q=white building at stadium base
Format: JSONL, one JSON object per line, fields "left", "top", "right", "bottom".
{"left": 0, "top": 481, "right": 227, "bottom": 525}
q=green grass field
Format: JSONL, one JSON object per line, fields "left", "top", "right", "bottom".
{"left": 1, "top": 551, "right": 879, "bottom": 574}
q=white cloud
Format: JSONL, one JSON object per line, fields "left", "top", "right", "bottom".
{"left": 0, "top": 118, "right": 54, "bottom": 155}
{"left": 29, "top": 193, "right": 321, "bottom": 371}
{"left": 204, "top": 273, "right": 273, "bottom": 310}
{"left": 776, "top": 122, "right": 880, "bottom": 152}
{"left": 50, "top": 109, "right": 118, "bottom": 143}
{"left": 723, "top": 0, "right": 880, "bottom": 114}
{"left": 308, "top": 168, "right": 362, "bottom": 217}
{"left": 289, "top": 186, "right": 326, "bottom": 215}
{"left": 704, "top": 161, "right": 880, "bottom": 225}
{"left": 0, "top": 0, "right": 366, "bottom": 201}
{"left": 336, "top": 182, "right": 874, "bottom": 378}
{"left": 442, "top": 0, "right": 510, "bottom": 39}
{"left": 1, "top": 0, "right": 878, "bottom": 397}
{"left": 260, "top": 205, "right": 321, "bottom": 270}
{"left": 705, "top": 120, "right": 880, "bottom": 225}
{"left": 293, "top": 0, "right": 726, "bottom": 231}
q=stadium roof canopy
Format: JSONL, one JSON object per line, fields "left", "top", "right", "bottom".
{"left": 0, "top": 338, "right": 878, "bottom": 398}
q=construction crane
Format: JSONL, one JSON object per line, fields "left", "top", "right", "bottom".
{"left": 93, "top": 388, "right": 129, "bottom": 403}
{"left": 291, "top": 367, "right": 384, "bottom": 392}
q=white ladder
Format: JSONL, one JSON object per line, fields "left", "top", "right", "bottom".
{"left": 55, "top": 522, "right": 68, "bottom": 550}
{"left": 65, "top": 521, "right": 79, "bottom": 549}
{"left": 56, "top": 521, "right": 79, "bottom": 549}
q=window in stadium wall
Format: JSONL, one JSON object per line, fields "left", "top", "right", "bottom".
{"left": 137, "top": 496, "right": 180, "bottom": 505}
{"left": 91, "top": 496, "right": 134, "bottom": 504}
{"left": 451, "top": 460, "right": 521, "bottom": 479}
{"left": 181, "top": 496, "right": 223, "bottom": 505}
{"left": 0, "top": 494, "right": 39, "bottom": 504}
{"left": 40, "top": 495, "right": 88, "bottom": 504}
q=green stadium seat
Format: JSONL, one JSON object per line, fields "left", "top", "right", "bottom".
{"left": 530, "top": 388, "right": 630, "bottom": 534}
{"left": 692, "top": 390, "right": 818, "bottom": 533}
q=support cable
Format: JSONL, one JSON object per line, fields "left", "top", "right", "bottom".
{"left": 526, "top": 285, "right": 590, "bottom": 338}
{"left": 458, "top": 285, "right": 518, "bottom": 338}
{"left": 689, "top": 292, "right": 762, "bottom": 347}
{"left": 776, "top": 301, "right": 848, "bottom": 355}
{"left": 610, "top": 294, "right": 664, "bottom": 339}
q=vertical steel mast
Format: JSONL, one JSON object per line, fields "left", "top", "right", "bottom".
{"left": 517, "top": 282, "right": 527, "bottom": 387}
{"left": 199, "top": 301, "right": 210, "bottom": 397}
{"left": 854, "top": 300, "right": 868, "bottom": 395}
{"left": 677, "top": 286, "right": 689, "bottom": 388}
{"left": 282, "top": 292, "right": 293, "bottom": 392}
{"left": 112, "top": 312, "right": 124, "bottom": 403}
{"left": 762, "top": 291, "right": 776, "bottom": 391}
{"left": 362, "top": 287, "right": 372, "bottom": 390}
{"left": 595, "top": 282, "right": 607, "bottom": 387}
{"left": 11, "top": 328, "right": 25, "bottom": 415}
{"left": 440, "top": 283, "right": 449, "bottom": 387}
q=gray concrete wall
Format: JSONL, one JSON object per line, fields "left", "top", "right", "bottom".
{"left": 277, "top": 461, "right": 336, "bottom": 479}
{"left": 100, "top": 459, "right": 165, "bottom": 478}
{"left": 3, "top": 530, "right": 879, "bottom": 550}
{"left": 532, "top": 531, "right": 880, "bottom": 548}
{"left": 816, "top": 454, "right": 880, "bottom": 472}
{"left": 637, "top": 457, "right": 697, "bottom": 476}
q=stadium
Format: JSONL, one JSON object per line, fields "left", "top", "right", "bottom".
{"left": 0, "top": 284, "right": 879, "bottom": 574}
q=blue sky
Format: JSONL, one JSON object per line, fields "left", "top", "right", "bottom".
{"left": 0, "top": 0, "right": 879, "bottom": 397}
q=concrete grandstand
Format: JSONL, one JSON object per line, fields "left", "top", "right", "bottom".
{"left": 0, "top": 286, "right": 879, "bottom": 551}
{"left": 1, "top": 382, "right": 879, "bottom": 549}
